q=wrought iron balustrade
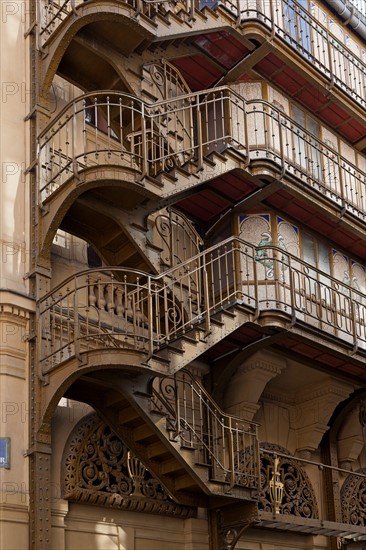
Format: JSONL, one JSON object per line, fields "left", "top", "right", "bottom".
{"left": 150, "top": 208, "right": 203, "bottom": 268}
{"left": 258, "top": 446, "right": 366, "bottom": 540}
{"left": 38, "top": 90, "right": 366, "bottom": 217}
{"left": 38, "top": 236, "right": 366, "bottom": 372}
{"left": 38, "top": 0, "right": 366, "bottom": 108}
{"left": 37, "top": 0, "right": 195, "bottom": 43}
{"left": 245, "top": 100, "right": 366, "bottom": 215}
{"left": 37, "top": 88, "right": 247, "bottom": 201}
{"left": 151, "top": 369, "right": 260, "bottom": 491}
{"left": 224, "top": 0, "right": 366, "bottom": 107}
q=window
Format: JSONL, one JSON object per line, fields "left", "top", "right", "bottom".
{"left": 284, "top": 0, "right": 312, "bottom": 58}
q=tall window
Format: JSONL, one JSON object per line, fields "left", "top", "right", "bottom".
{"left": 292, "top": 104, "right": 321, "bottom": 181}
{"left": 284, "top": 0, "right": 312, "bottom": 58}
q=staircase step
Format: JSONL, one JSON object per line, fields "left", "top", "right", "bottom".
{"left": 133, "top": 423, "right": 156, "bottom": 443}
{"left": 117, "top": 406, "right": 143, "bottom": 426}
{"left": 155, "top": 170, "right": 178, "bottom": 184}
{"left": 174, "top": 473, "right": 198, "bottom": 491}
{"left": 159, "top": 457, "right": 185, "bottom": 475}
{"left": 147, "top": 440, "right": 170, "bottom": 460}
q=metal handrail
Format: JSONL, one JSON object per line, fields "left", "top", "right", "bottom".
{"left": 151, "top": 369, "right": 260, "bottom": 490}
{"left": 259, "top": 446, "right": 366, "bottom": 526}
{"left": 38, "top": 236, "right": 366, "bottom": 372}
{"left": 151, "top": 207, "right": 203, "bottom": 268}
{"left": 38, "top": 89, "right": 366, "bottom": 217}
{"left": 37, "top": 0, "right": 366, "bottom": 108}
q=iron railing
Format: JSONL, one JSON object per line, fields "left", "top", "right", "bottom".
{"left": 151, "top": 369, "right": 260, "bottom": 491}
{"left": 38, "top": 236, "right": 366, "bottom": 372}
{"left": 258, "top": 446, "right": 366, "bottom": 539}
{"left": 149, "top": 208, "right": 203, "bottom": 268}
{"left": 38, "top": 88, "right": 245, "bottom": 201}
{"left": 37, "top": 0, "right": 366, "bottom": 108}
{"left": 38, "top": 89, "right": 366, "bottom": 218}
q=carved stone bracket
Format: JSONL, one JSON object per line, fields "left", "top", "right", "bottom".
{"left": 62, "top": 412, "right": 195, "bottom": 519}
{"left": 224, "top": 352, "right": 285, "bottom": 420}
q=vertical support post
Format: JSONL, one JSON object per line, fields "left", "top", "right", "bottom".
{"left": 196, "top": 98, "right": 203, "bottom": 170}
{"left": 29, "top": 442, "right": 53, "bottom": 550}
{"left": 350, "top": 294, "right": 358, "bottom": 355}
{"left": 72, "top": 99, "right": 78, "bottom": 177}
{"left": 227, "top": 418, "right": 235, "bottom": 490}
{"left": 253, "top": 245, "right": 260, "bottom": 319}
{"left": 326, "top": 28, "right": 334, "bottom": 86}
{"left": 147, "top": 276, "right": 154, "bottom": 357}
{"left": 140, "top": 102, "right": 148, "bottom": 178}
{"left": 74, "top": 277, "right": 81, "bottom": 361}
{"left": 173, "top": 374, "right": 181, "bottom": 440}
{"left": 202, "top": 253, "right": 211, "bottom": 336}
{"left": 242, "top": 98, "right": 250, "bottom": 166}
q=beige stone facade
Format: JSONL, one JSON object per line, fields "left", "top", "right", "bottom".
{"left": 1, "top": 0, "right": 366, "bottom": 548}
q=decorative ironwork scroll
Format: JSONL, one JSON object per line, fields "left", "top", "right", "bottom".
{"left": 341, "top": 468, "right": 366, "bottom": 526}
{"left": 62, "top": 413, "right": 194, "bottom": 518}
{"left": 144, "top": 60, "right": 191, "bottom": 101}
{"left": 258, "top": 443, "right": 319, "bottom": 519}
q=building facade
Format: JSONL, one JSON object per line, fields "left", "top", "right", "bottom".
{"left": 1, "top": 0, "right": 366, "bottom": 548}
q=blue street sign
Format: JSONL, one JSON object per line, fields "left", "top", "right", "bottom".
{"left": 0, "top": 438, "right": 10, "bottom": 468}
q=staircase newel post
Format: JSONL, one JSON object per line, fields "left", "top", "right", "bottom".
{"left": 288, "top": 254, "right": 296, "bottom": 322}
{"left": 173, "top": 373, "right": 181, "bottom": 441}
{"left": 202, "top": 252, "right": 211, "bottom": 336}
{"left": 188, "top": 0, "right": 195, "bottom": 21}
{"left": 253, "top": 245, "right": 260, "bottom": 319}
{"left": 74, "top": 275, "right": 81, "bottom": 361}
{"left": 243, "top": 97, "right": 250, "bottom": 166}
{"left": 141, "top": 102, "right": 148, "bottom": 178}
{"left": 227, "top": 416, "right": 235, "bottom": 490}
{"left": 235, "top": 0, "right": 241, "bottom": 24}
{"left": 72, "top": 99, "right": 78, "bottom": 177}
{"left": 147, "top": 276, "right": 154, "bottom": 357}
{"left": 135, "top": 0, "right": 142, "bottom": 18}
{"left": 196, "top": 96, "right": 203, "bottom": 170}
{"left": 350, "top": 292, "right": 358, "bottom": 354}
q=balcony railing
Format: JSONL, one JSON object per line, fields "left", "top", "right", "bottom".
{"left": 38, "top": 236, "right": 366, "bottom": 373}
{"left": 38, "top": 0, "right": 366, "bottom": 108}
{"left": 258, "top": 446, "right": 366, "bottom": 539}
{"left": 151, "top": 369, "right": 260, "bottom": 491}
{"left": 38, "top": 88, "right": 366, "bottom": 218}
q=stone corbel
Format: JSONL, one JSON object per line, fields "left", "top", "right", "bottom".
{"left": 293, "top": 379, "right": 354, "bottom": 455}
{"left": 223, "top": 352, "right": 285, "bottom": 421}
{"left": 337, "top": 405, "right": 365, "bottom": 466}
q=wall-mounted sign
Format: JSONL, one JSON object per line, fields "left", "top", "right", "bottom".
{"left": 0, "top": 438, "right": 10, "bottom": 468}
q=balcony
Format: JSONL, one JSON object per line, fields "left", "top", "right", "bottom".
{"left": 38, "top": 236, "right": 366, "bottom": 377}
{"left": 38, "top": 88, "right": 366, "bottom": 223}
{"left": 38, "top": 1, "right": 366, "bottom": 114}
{"left": 252, "top": 446, "right": 366, "bottom": 540}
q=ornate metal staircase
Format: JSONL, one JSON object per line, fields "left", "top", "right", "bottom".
{"left": 65, "top": 368, "right": 260, "bottom": 505}
{"left": 38, "top": 235, "right": 366, "bottom": 378}
{"left": 38, "top": 0, "right": 366, "bottom": 117}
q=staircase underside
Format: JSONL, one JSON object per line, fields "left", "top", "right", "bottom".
{"left": 64, "top": 370, "right": 258, "bottom": 508}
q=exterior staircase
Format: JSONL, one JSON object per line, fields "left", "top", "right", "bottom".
{"left": 65, "top": 368, "right": 260, "bottom": 506}
{"left": 38, "top": 236, "right": 259, "bottom": 375}
{"left": 39, "top": 233, "right": 366, "bottom": 377}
